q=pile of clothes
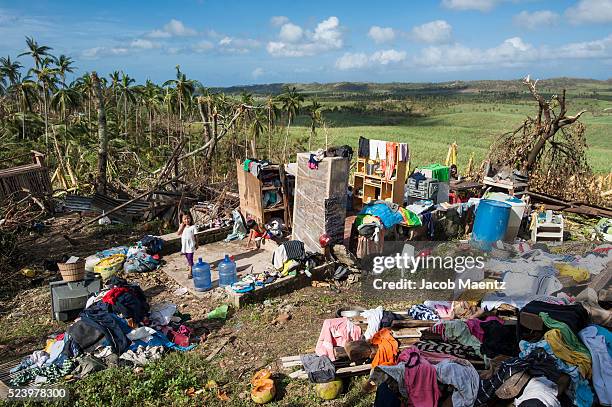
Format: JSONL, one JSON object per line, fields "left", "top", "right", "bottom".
{"left": 85, "top": 235, "right": 164, "bottom": 277}
{"left": 352, "top": 201, "right": 422, "bottom": 259}
{"left": 242, "top": 158, "right": 271, "bottom": 178}
{"left": 9, "top": 277, "right": 197, "bottom": 386}
{"left": 296, "top": 292, "right": 611, "bottom": 407}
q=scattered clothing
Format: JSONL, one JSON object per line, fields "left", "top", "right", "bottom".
{"left": 399, "top": 346, "right": 440, "bottom": 407}
{"left": 361, "top": 306, "right": 384, "bottom": 340}
{"left": 519, "top": 339, "right": 594, "bottom": 407}
{"left": 443, "top": 320, "right": 483, "bottom": 358}
{"left": 578, "top": 326, "right": 611, "bottom": 405}
{"left": 409, "top": 304, "right": 440, "bottom": 321}
{"left": 544, "top": 329, "right": 591, "bottom": 379}
{"left": 514, "top": 377, "right": 561, "bottom": 407}
{"left": 435, "top": 359, "right": 480, "bottom": 407}
{"left": 371, "top": 328, "right": 399, "bottom": 369}
{"left": 315, "top": 318, "right": 362, "bottom": 361}
{"left": 300, "top": 354, "right": 336, "bottom": 383}
{"left": 480, "top": 319, "right": 518, "bottom": 357}
{"left": 120, "top": 345, "right": 164, "bottom": 366}
{"left": 466, "top": 316, "right": 504, "bottom": 342}
{"left": 476, "top": 348, "right": 560, "bottom": 406}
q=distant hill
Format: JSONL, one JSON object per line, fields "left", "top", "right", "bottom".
{"left": 211, "top": 77, "right": 612, "bottom": 99}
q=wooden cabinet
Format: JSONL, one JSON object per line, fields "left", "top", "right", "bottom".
{"left": 236, "top": 160, "right": 290, "bottom": 226}
{"left": 352, "top": 148, "right": 407, "bottom": 208}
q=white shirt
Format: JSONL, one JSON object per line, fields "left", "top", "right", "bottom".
{"left": 181, "top": 225, "right": 197, "bottom": 253}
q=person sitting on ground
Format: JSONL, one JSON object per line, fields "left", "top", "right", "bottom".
{"left": 245, "top": 219, "right": 268, "bottom": 250}
{"left": 177, "top": 212, "right": 198, "bottom": 279}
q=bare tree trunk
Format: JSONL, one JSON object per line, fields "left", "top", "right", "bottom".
{"left": 92, "top": 72, "right": 108, "bottom": 195}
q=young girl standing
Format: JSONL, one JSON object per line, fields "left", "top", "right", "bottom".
{"left": 178, "top": 213, "right": 198, "bottom": 279}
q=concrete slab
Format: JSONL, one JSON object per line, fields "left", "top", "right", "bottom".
{"left": 161, "top": 239, "right": 277, "bottom": 297}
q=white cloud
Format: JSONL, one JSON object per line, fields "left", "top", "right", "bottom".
{"left": 148, "top": 19, "right": 197, "bottom": 38}
{"left": 415, "top": 37, "right": 537, "bottom": 71}
{"left": 192, "top": 40, "right": 214, "bottom": 53}
{"left": 410, "top": 33, "right": 612, "bottom": 71}
{"left": 81, "top": 46, "right": 129, "bottom": 59}
{"left": 252, "top": 67, "right": 264, "bottom": 78}
{"left": 368, "top": 26, "right": 395, "bottom": 44}
{"left": 513, "top": 10, "right": 559, "bottom": 30}
{"left": 270, "top": 16, "right": 290, "bottom": 26}
{"left": 130, "top": 38, "right": 159, "bottom": 49}
{"left": 566, "top": 0, "right": 612, "bottom": 24}
{"left": 267, "top": 16, "right": 343, "bottom": 57}
{"left": 441, "top": 0, "right": 498, "bottom": 12}
{"left": 218, "top": 36, "right": 261, "bottom": 53}
{"left": 560, "top": 34, "right": 612, "bottom": 59}
{"left": 335, "top": 49, "right": 406, "bottom": 70}
{"left": 279, "top": 23, "right": 303, "bottom": 43}
{"left": 410, "top": 20, "right": 453, "bottom": 44}
{"left": 371, "top": 49, "right": 407, "bottom": 65}
{"left": 335, "top": 52, "right": 369, "bottom": 70}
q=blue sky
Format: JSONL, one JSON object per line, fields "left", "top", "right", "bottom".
{"left": 0, "top": 0, "right": 611, "bottom": 86}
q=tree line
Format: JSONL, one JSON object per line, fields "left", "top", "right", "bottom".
{"left": 0, "top": 37, "right": 325, "bottom": 193}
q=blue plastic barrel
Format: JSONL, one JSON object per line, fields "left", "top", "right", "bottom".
{"left": 218, "top": 254, "right": 237, "bottom": 287}
{"left": 472, "top": 199, "right": 512, "bottom": 247}
{"left": 192, "top": 258, "right": 212, "bottom": 292}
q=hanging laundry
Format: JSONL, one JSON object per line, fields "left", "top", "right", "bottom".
{"left": 398, "top": 143, "right": 409, "bottom": 162}
{"left": 369, "top": 139, "right": 386, "bottom": 161}
{"left": 358, "top": 136, "right": 370, "bottom": 158}
{"left": 380, "top": 142, "right": 397, "bottom": 180}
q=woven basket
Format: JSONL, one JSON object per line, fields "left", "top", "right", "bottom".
{"left": 58, "top": 260, "right": 86, "bottom": 282}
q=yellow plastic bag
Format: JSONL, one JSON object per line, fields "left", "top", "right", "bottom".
{"left": 94, "top": 254, "right": 126, "bottom": 280}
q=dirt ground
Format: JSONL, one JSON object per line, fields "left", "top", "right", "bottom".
{"left": 0, "top": 215, "right": 392, "bottom": 405}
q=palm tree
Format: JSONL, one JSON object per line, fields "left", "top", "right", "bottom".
{"left": 249, "top": 109, "right": 267, "bottom": 157}
{"left": 51, "top": 83, "right": 80, "bottom": 173}
{"left": 278, "top": 86, "right": 304, "bottom": 162}
{"left": 265, "top": 96, "right": 280, "bottom": 157}
{"left": 109, "top": 70, "right": 121, "bottom": 116}
{"left": 75, "top": 73, "right": 95, "bottom": 138}
{"left": 142, "top": 80, "right": 161, "bottom": 146}
{"left": 55, "top": 54, "right": 76, "bottom": 88}
{"left": 19, "top": 37, "right": 53, "bottom": 69}
{"left": 163, "top": 65, "right": 198, "bottom": 141}
{"left": 29, "top": 58, "right": 59, "bottom": 146}
{"left": 10, "top": 75, "right": 38, "bottom": 138}
{"left": 118, "top": 72, "right": 136, "bottom": 135}
{"left": 308, "top": 99, "right": 323, "bottom": 150}
{"left": 0, "top": 56, "right": 23, "bottom": 86}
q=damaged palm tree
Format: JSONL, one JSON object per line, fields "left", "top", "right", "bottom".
{"left": 488, "top": 76, "right": 607, "bottom": 205}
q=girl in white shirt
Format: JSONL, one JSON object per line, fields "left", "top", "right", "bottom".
{"left": 177, "top": 213, "right": 198, "bottom": 279}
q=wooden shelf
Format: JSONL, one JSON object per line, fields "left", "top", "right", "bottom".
{"left": 352, "top": 151, "right": 406, "bottom": 207}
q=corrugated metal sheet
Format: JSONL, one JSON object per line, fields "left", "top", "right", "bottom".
{"left": 64, "top": 195, "right": 93, "bottom": 211}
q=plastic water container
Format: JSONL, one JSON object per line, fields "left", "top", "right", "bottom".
{"left": 485, "top": 193, "right": 526, "bottom": 242}
{"left": 218, "top": 254, "right": 237, "bottom": 287}
{"left": 472, "top": 199, "right": 512, "bottom": 248}
{"left": 192, "top": 258, "right": 212, "bottom": 292}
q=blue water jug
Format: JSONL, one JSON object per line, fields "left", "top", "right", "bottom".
{"left": 192, "top": 258, "right": 211, "bottom": 292}
{"left": 472, "top": 199, "right": 512, "bottom": 250}
{"left": 218, "top": 254, "right": 237, "bottom": 287}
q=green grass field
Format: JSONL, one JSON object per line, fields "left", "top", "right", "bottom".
{"left": 222, "top": 79, "right": 612, "bottom": 174}
{"left": 287, "top": 100, "right": 612, "bottom": 174}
